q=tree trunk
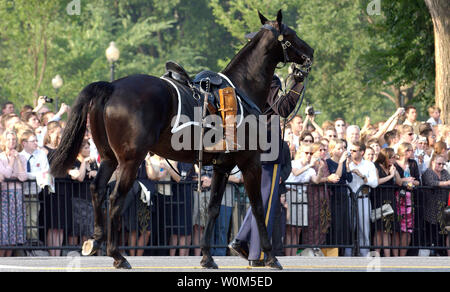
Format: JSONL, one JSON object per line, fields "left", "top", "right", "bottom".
{"left": 424, "top": 0, "right": 450, "bottom": 124}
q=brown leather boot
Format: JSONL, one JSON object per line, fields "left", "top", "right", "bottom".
{"left": 204, "top": 87, "right": 239, "bottom": 153}
{"left": 204, "top": 116, "right": 238, "bottom": 152}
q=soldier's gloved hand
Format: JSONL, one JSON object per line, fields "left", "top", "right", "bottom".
{"left": 292, "top": 67, "right": 305, "bottom": 83}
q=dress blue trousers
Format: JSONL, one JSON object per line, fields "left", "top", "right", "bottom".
{"left": 235, "top": 163, "right": 280, "bottom": 260}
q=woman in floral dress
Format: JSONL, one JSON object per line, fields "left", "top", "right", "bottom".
{"left": 0, "top": 130, "right": 28, "bottom": 256}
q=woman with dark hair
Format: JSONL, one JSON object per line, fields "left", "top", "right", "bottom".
{"left": 372, "top": 148, "right": 401, "bottom": 256}
{"left": 40, "top": 121, "right": 69, "bottom": 256}
{"left": 299, "top": 131, "right": 314, "bottom": 144}
{"left": 326, "top": 138, "right": 352, "bottom": 255}
{"left": 67, "top": 139, "right": 98, "bottom": 249}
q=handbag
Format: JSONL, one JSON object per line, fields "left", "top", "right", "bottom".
{"left": 370, "top": 203, "right": 394, "bottom": 222}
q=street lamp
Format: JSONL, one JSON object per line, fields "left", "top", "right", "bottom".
{"left": 106, "top": 41, "right": 120, "bottom": 82}
{"left": 52, "top": 74, "right": 63, "bottom": 111}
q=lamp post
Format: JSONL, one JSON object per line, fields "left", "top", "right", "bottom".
{"left": 51, "top": 74, "right": 63, "bottom": 112}
{"left": 106, "top": 41, "right": 120, "bottom": 82}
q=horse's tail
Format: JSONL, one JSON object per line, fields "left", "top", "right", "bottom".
{"left": 50, "top": 81, "right": 114, "bottom": 177}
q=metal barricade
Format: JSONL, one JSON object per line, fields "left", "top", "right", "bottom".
{"left": 0, "top": 179, "right": 449, "bottom": 256}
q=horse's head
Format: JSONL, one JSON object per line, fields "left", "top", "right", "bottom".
{"left": 254, "top": 10, "right": 314, "bottom": 73}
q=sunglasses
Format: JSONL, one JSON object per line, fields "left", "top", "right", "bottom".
{"left": 436, "top": 162, "right": 445, "bottom": 166}
{"left": 303, "top": 152, "right": 313, "bottom": 155}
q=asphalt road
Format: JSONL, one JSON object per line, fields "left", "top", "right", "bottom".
{"left": 0, "top": 255, "right": 449, "bottom": 272}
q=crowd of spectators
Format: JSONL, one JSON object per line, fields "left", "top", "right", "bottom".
{"left": 0, "top": 96, "right": 449, "bottom": 258}
{"left": 281, "top": 105, "right": 450, "bottom": 257}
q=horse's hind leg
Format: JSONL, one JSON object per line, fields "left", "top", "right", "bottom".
{"left": 82, "top": 158, "right": 117, "bottom": 256}
{"left": 107, "top": 160, "right": 140, "bottom": 269}
{"left": 200, "top": 168, "right": 229, "bottom": 269}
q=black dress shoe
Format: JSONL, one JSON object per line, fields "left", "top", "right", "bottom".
{"left": 228, "top": 239, "right": 249, "bottom": 260}
{"left": 249, "top": 260, "right": 265, "bottom": 267}
{"left": 265, "top": 258, "right": 283, "bottom": 270}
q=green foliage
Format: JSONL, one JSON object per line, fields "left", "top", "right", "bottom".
{"left": 360, "top": 0, "right": 435, "bottom": 106}
{"left": 0, "top": 0, "right": 230, "bottom": 108}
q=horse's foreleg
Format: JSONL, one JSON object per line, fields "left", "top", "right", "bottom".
{"left": 82, "top": 159, "right": 117, "bottom": 256}
{"left": 200, "top": 169, "right": 229, "bottom": 269}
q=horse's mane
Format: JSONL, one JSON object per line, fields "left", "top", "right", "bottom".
{"left": 222, "top": 30, "right": 265, "bottom": 74}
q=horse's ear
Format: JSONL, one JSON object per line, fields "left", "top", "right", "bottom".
{"left": 258, "top": 10, "right": 268, "bottom": 25}
{"left": 276, "top": 9, "right": 283, "bottom": 28}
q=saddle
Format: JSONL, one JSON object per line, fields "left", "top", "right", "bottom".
{"left": 163, "top": 61, "right": 254, "bottom": 152}
{"left": 164, "top": 61, "right": 193, "bottom": 86}
{"left": 164, "top": 61, "right": 261, "bottom": 115}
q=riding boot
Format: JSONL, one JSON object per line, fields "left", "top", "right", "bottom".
{"left": 204, "top": 87, "right": 239, "bottom": 153}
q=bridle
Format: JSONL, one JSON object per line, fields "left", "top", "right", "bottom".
{"left": 257, "top": 23, "right": 312, "bottom": 118}
{"left": 260, "top": 23, "right": 312, "bottom": 72}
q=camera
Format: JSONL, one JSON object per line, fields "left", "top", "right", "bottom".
{"left": 305, "top": 106, "right": 315, "bottom": 116}
{"left": 42, "top": 96, "right": 53, "bottom": 103}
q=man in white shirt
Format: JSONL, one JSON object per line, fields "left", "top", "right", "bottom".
{"left": 290, "top": 115, "right": 304, "bottom": 149}
{"left": 346, "top": 142, "right": 378, "bottom": 257}
{"left": 19, "top": 131, "right": 50, "bottom": 243}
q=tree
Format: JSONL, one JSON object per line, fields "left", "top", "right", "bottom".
{"left": 361, "top": 0, "right": 435, "bottom": 119}
{"left": 0, "top": 1, "right": 63, "bottom": 105}
{"left": 0, "top": 1, "right": 176, "bottom": 107}
{"left": 0, "top": 0, "right": 234, "bottom": 108}
{"left": 424, "top": 0, "right": 450, "bottom": 124}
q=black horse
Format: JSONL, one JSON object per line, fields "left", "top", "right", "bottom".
{"left": 50, "top": 10, "right": 313, "bottom": 269}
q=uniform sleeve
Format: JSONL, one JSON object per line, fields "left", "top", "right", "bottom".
{"left": 266, "top": 79, "right": 304, "bottom": 118}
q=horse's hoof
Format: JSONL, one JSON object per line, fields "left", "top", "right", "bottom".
{"left": 81, "top": 239, "right": 100, "bottom": 256}
{"left": 200, "top": 258, "right": 218, "bottom": 269}
{"left": 266, "top": 258, "right": 283, "bottom": 270}
{"left": 114, "top": 259, "right": 132, "bottom": 269}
